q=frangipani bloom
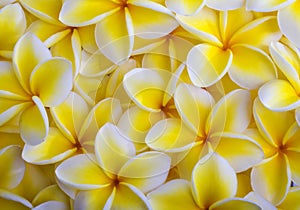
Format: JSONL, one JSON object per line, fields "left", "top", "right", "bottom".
{"left": 0, "top": 33, "right": 73, "bottom": 145}
{"left": 56, "top": 123, "right": 171, "bottom": 209}
{"left": 0, "top": 3, "right": 26, "bottom": 59}
{"left": 178, "top": 7, "right": 279, "bottom": 89}
{"left": 250, "top": 98, "right": 300, "bottom": 205}
{"left": 148, "top": 152, "right": 260, "bottom": 209}
{"left": 59, "top": 0, "right": 178, "bottom": 64}
{"left": 146, "top": 83, "right": 263, "bottom": 175}
{"left": 259, "top": 41, "right": 300, "bottom": 124}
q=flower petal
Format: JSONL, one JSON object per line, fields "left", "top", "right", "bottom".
{"left": 192, "top": 152, "right": 237, "bottom": 209}
{"left": 147, "top": 179, "right": 199, "bottom": 210}
{"left": 20, "top": 96, "right": 48, "bottom": 145}
{"left": 251, "top": 153, "right": 291, "bottom": 205}
{"left": 187, "top": 44, "right": 232, "bottom": 87}
{"left": 32, "top": 185, "right": 69, "bottom": 206}
{"left": 0, "top": 146, "right": 25, "bottom": 190}
{"left": 118, "top": 151, "right": 171, "bottom": 193}
{"left": 30, "top": 57, "right": 73, "bottom": 107}
{"left": 0, "top": 3, "right": 26, "bottom": 51}
{"left": 229, "top": 44, "right": 276, "bottom": 90}
{"left": 22, "top": 127, "right": 76, "bottom": 165}
{"left": 50, "top": 92, "right": 89, "bottom": 144}
{"left": 78, "top": 25, "right": 98, "bottom": 53}
{"left": 74, "top": 187, "right": 114, "bottom": 210}
{"left": 285, "top": 150, "right": 300, "bottom": 185}
{"left": 129, "top": 0, "right": 178, "bottom": 38}
{"left": 174, "top": 83, "right": 214, "bottom": 136}
{"left": 19, "top": 0, "right": 62, "bottom": 25}
{"left": 253, "top": 98, "right": 294, "bottom": 147}
{"left": 278, "top": 187, "right": 300, "bottom": 209}
{"left": 207, "top": 89, "right": 252, "bottom": 134}
{"left": 55, "top": 154, "right": 111, "bottom": 190}
{"left": 95, "top": 123, "right": 136, "bottom": 176}
{"left": 13, "top": 33, "right": 51, "bottom": 93}
{"left": 0, "top": 189, "right": 32, "bottom": 210}
{"left": 32, "top": 201, "right": 67, "bottom": 210}
{"left": 258, "top": 79, "right": 300, "bottom": 111}
{"left": 95, "top": 9, "right": 133, "bottom": 64}
{"left": 245, "top": 191, "right": 277, "bottom": 210}
{"left": 123, "top": 68, "right": 166, "bottom": 112}
{"left": 212, "top": 132, "right": 264, "bottom": 172}
{"left": 246, "top": 0, "right": 294, "bottom": 12}
{"left": 269, "top": 41, "right": 300, "bottom": 93}
{"left": 59, "top": 0, "right": 119, "bottom": 27}
{"left": 165, "top": 0, "right": 205, "bottom": 15}
{"left": 206, "top": 0, "right": 244, "bottom": 11}
{"left": 210, "top": 198, "right": 261, "bottom": 210}
{"left": 278, "top": 1, "right": 300, "bottom": 48}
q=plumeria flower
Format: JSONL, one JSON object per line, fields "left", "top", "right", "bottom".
{"left": 259, "top": 41, "right": 300, "bottom": 125}
{"left": 146, "top": 83, "right": 263, "bottom": 177}
{"left": 249, "top": 98, "right": 300, "bottom": 205}
{"left": 245, "top": 187, "right": 300, "bottom": 210}
{"left": 177, "top": 6, "right": 279, "bottom": 89}
{"left": 148, "top": 151, "right": 260, "bottom": 209}
{"left": 0, "top": 33, "right": 73, "bottom": 145}
{"left": 59, "top": 0, "right": 178, "bottom": 64}
{"left": 246, "top": 0, "right": 294, "bottom": 12}
{"left": 0, "top": 3, "right": 26, "bottom": 59}
{"left": 56, "top": 123, "right": 171, "bottom": 209}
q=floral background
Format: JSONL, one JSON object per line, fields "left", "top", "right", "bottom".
{"left": 0, "top": 0, "right": 300, "bottom": 209}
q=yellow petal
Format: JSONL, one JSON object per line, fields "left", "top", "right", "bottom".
{"left": 0, "top": 3, "right": 26, "bottom": 51}
{"left": 212, "top": 132, "right": 264, "bottom": 172}
{"left": 258, "top": 79, "right": 300, "bottom": 111}
{"left": 206, "top": 0, "right": 244, "bottom": 11}
{"left": 0, "top": 146, "right": 25, "bottom": 189}
{"left": 78, "top": 25, "right": 98, "bottom": 53}
{"left": 0, "top": 132, "right": 24, "bottom": 150}
{"left": 20, "top": 97, "right": 48, "bottom": 145}
{"left": 207, "top": 89, "right": 252, "bottom": 134}
{"left": 278, "top": 1, "right": 300, "bottom": 48}
{"left": 148, "top": 179, "right": 200, "bottom": 210}
{"left": 55, "top": 154, "right": 111, "bottom": 190}
{"left": 95, "top": 9, "right": 133, "bottom": 64}
{"left": 187, "top": 44, "right": 232, "bottom": 87}
{"left": 30, "top": 58, "right": 73, "bottom": 107}
{"left": 245, "top": 191, "right": 277, "bottom": 210}
{"left": 251, "top": 153, "right": 291, "bottom": 205}
{"left": 111, "top": 183, "right": 151, "bottom": 210}
{"left": 283, "top": 122, "right": 300, "bottom": 151}
{"left": 59, "top": 0, "right": 119, "bottom": 27}
{"left": 118, "top": 151, "right": 171, "bottom": 193}
{"left": 269, "top": 41, "right": 300, "bottom": 93}
{"left": 278, "top": 187, "right": 300, "bottom": 209}
{"left": 236, "top": 171, "right": 252, "bottom": 198}
{"left": 166, "top": 0, "right": 205, "bottom": 15}
{"left": 32, "top": 185, "right": 69, "bottom": 207}
{"left": 285, "top": 150, "right": 300, "bottom": 185}
{"left": 192, "top": 152, "right": 237, "bottom": 209}
{"left": 123, "top": 68, "right": 166, "bottom": 112}
{"left": 253, "top": 98, "right": 294, "bottom": 147}
{"left": 229, "top": 44, "right": 277, "bottom": 89}
{"left": 246, "top": 0, "right": 294, "bottom": 12}
{"left": 174, "top": 83, "right": 214, "bottom": 136}
{"left": 229, "top": 16, "right": 281, "bottom": 50}
{"left": 0, "top": 190, "right": 32, "bottom": 210}
{"left": 176, "top": 7, "right": 222, "bottom": 46}
{"left": 19, "top": 0, "right": 62, "bottom": 25}
{"left": 74, "top": 187, "right": 114, "bottom": 210}
{"left": 22, "top": 127, "right": 76, "bottom": 164}
{"left": 13, "top": 33, "right": 51, "bottom": 93}
{"left": 32, "top": 201, "right": 67, "bottom": 210}
{"left": 210, "top": 198, "right": 261, "bottom": 210}
{"left": 128, "top": 0, "right": 178, "bottom": 38}
{"left": 50, "top": 92, "right": 89, "bottom": 144}
{"left": 95, "top": 123, "right": 136, "bottom": 176}
{"left": 51, "top": 30, "right": 81, "bottom": 76}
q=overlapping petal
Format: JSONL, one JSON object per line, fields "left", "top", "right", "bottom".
{"left": 0, "top": 189, "right": 32, "bottom": 210}
{"left": 166, "top": 0, "right": 205, "bottom": 16}
{"left": 277, "top": 187, "right": 300, "bottom": 209}
{"left": 206, "top": 0, "right": 244, "bottom": 11}
{"left": 210, "top": 198, "right": 261, "bottom": 209}
{"left": 246, "top": 0, "right": 294, "bottom": 12}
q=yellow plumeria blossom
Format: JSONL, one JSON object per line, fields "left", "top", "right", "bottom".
{"left": 59, "top": 0, "right": 178, "bottom": 64}
{"left": 0, "top": 3, "right": 26, "bottom": 59}
{"left": 148, "top": 152, "right": 260, "bottom": 209}
{"left": 177, "top": 7, "right": 279, "bottom": 89}
{"left": 250, "top": 98, "right": 300, "bottom": 205}
{"left": 146, "top": 83, "right": 263, "bottom": 174}
{"left": 56, "top": 123, "right": 171, "bottom": 209}
{"left": 0, "top": 32, "right": 73, "bottom": 145}
{"left": 259, "top": 41, "right": 300, "bottom": 124}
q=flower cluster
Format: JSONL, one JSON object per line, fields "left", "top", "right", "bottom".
{"left": 0, "top": 0, "right": 300, "bottom": 209}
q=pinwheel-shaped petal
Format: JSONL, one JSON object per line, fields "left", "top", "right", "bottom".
{"left": 166, "top": 0, "right": 205, "bottom": 15}
{"left": 246, "top": 0, "right": 294, "bottom": 12}
{"left": 278, "top": 187, "right": 300, "bottom": 209}
{"left": 0, "top": 190, "right": 32, "bottom": 210}
{"left": 206, "top": 0, "right": 244, "bottom": 11}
